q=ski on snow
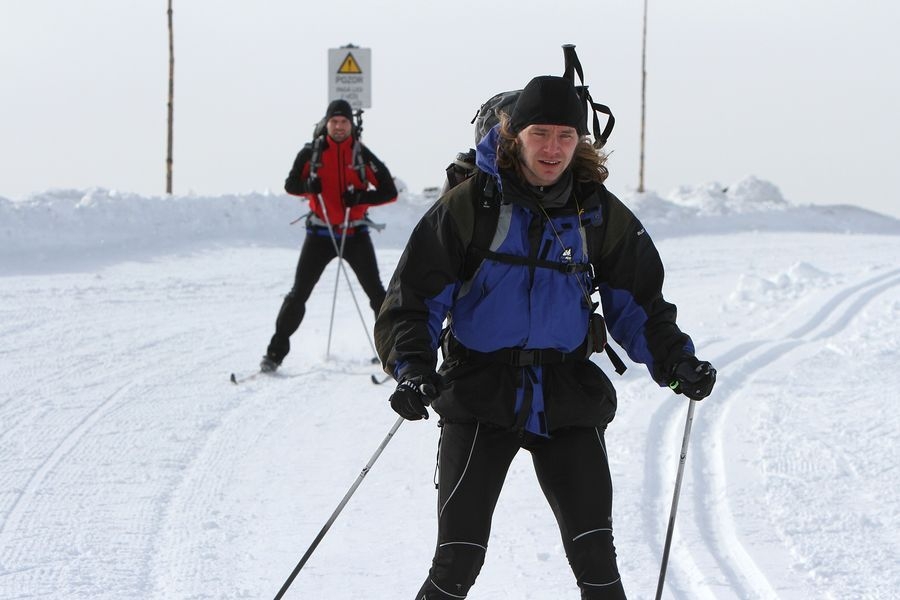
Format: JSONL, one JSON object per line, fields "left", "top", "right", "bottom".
{"left": 231, "top": 369, "right": 389, "bottom": 385}
{"left": 230, "top": 370, "right": 267, "bottom": 384}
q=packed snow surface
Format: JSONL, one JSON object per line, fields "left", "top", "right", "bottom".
{"left": 1, "top": 176, "right": 898, "bottom": 599}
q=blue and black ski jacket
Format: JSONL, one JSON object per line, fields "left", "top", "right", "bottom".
{"left": 375, "top": 131, "right": 695, "bottom": 435}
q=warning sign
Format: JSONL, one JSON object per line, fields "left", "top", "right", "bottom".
{"left": 328, "top": 46, "right": 371, "bottom": 109}
{"left": 337, "top": 53, "right": 362, "bottom": 74}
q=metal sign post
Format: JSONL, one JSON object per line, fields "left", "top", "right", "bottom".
{"left": 328, "top": 45, "right": 372, "bottom": 109}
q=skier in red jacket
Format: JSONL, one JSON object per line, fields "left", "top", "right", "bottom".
{"left": 261, "top": 99, "right": 397, "bottom": 372}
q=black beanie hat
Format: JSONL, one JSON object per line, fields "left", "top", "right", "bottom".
{"left": 509, "top": 76, "right": 586, "bottom": 135}
{"left": 324, "top": 99, "right": 353, "bottom": 121}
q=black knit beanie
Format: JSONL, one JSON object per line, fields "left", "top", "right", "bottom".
{"left": 324, "top": 99, "right": 353, "bottom": 121}
{"left": 509, "top": 76, "right": 586, "bottom": 135}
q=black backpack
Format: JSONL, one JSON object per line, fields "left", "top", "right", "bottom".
{"left": 473, "top": 45, "right": 615, "bottom": 149}
{"left": 444, "top": 44, "right": 615, "bottom": 195}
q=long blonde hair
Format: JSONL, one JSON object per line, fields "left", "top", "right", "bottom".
{"left": 495, "top": 113, "right": 609, "bottom": 184}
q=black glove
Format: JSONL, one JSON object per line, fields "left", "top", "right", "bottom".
{"left": 389, "top": 372, "right": 442, "bottom": 421}
{"left": 306, "top": 177, "right": 321, "bottom": 194}
{"left": 343, "top": 189, "right": 365, "bottom": 207}
{"left": 669, "top": 356, "right": 716, "bottom": 400}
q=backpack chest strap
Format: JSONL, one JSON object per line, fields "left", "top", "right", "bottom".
{"left": 472, "top": 247, "right": 594, "bottom": 275}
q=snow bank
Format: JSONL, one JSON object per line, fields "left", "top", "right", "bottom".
{"left": 0, "top": 187, "right": 422, "bottom": 273}
{"left": 2, "top": 176, "right": 898, "bottom": 274}
{"left": 628, "top": 176, "right": 900, "bottom": 238}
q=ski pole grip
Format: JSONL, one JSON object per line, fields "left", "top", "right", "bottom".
{"left": 561, "top": 43, "right": 584, "bottom": 84}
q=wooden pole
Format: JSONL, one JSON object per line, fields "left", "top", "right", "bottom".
{"left": 166, "top": 0, "right": 174, "bottom": 194}
{"left": 638, "top": 0, "right": 648, "bottom": 193}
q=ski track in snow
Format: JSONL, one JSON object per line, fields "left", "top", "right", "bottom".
{"left": 0, "top": 256, "right": 276, "bottom": 597}
{"left": 0, "top": 379, "right": 137, "bottom": 547}
{"left": 2, "top": 232, "right": 899, "bottom": 599}
{"left": 650, "top": 266, "right": 900, "bottom": 600}
{"left": 146, "top": 361, "right": 384, "bottom": 599}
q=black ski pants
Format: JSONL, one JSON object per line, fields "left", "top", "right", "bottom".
{"left": 416, "top": 422, "right": 627, "bottom": 600}
{"left": 266, "top": 230, "right": 385, "bottom": 362}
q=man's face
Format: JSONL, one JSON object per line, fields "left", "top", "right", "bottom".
{"left": 517, "top": 124, "right": 579, "bottom": 187}
{"left": 326, "top": 115, "right": 352, "bottom": 143}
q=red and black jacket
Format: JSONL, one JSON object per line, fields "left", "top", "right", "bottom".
{"left": 284, "top": 135, "right": 397, "bottom": 227}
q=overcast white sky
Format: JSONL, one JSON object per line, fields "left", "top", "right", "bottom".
{"left": 2, "top": 0, "right": 899, "bottom": 217}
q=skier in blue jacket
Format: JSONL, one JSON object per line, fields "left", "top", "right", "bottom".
{"left": 374, "top": 75, "right": 716, "bottom": 599}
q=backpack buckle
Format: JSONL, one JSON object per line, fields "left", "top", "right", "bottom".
{"left": 511, "top": 349, "right": 539, "bottom": 366}
{"left": 562, "top": 263, "right": 591, "bottom": 275}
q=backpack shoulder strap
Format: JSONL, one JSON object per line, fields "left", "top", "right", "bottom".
{"left": 308, "top": 135, "right": 327, "bottom": 179}
{"left": 462, "top": 177, "right": 594, "bottom": 280}
{"left": 461, "top": 173, "right": 499, "bottom": 281}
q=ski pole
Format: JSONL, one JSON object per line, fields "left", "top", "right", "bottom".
{"left": 325, "top": 206, "right": 352, "bottom": 359}
{"left": 316, "top": 194, "right": 344, "bottom": 360}
{"left": 655, "top": 399, "right": 697, "bottom": 600}
{"left": 315, "top": 194, "right": 379, "bottom": 360}
{"left": 273, "top": 415, "right": 405, "bottom": 600}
